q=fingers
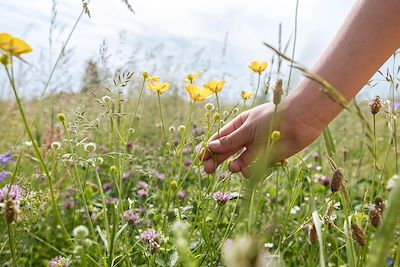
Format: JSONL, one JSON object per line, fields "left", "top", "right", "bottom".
{"left": 228, "top": 148, "right": 254, "bottom": 173}
{"left": 203, "top": 149, "right": 239, "bottom": 174}
{"left": 197, "top": 113, "right": 248, "bottom": 161}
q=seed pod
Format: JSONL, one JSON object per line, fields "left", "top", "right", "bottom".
{"left": 331, "top": 168, "right": 344, "bottom": 193}
{"left": 5, "top": 200, "right": 16, "bottom": 224}
{"left": 369, "top": 96, "right": 382, "bottom": 115}
{"left": 374, "top": 197, "right": 385, "bottom": 213}
{"left": 309, "top": 224, "right": 317, "bottom": 245}
{"left": 273, "top": 79, "right": 283, "bottom": 105}
{"left": 351, "top": 224, "right": 366, "bottom": 246}
{"left": 369, "top": 209, "right": 381, "bottom": 228}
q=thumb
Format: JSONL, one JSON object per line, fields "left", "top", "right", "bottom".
{"left": 208, "top": 126, "right": 248, "bottom": 154}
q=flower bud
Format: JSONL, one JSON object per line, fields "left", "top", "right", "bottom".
{"left": 271, "top": 130, "right": 280, "bottom": 141}
{"left": 170, "top": 180, "right": 178, "bottom": 191}
{"left": 205, "top": 103, "right": 215, "bottom": 112}
{"left": 213, "top": 112, "right": 220, "bottom": 121}
{"left": 110, "top": 165, "right": 117, "bottom": 173}
{"left": 57, "top": 113, "right": 66, "bottom": 122}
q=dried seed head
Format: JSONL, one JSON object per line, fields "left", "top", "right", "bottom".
{"left": 273, "top": 79, "right": 283, "bottom": 106}
{"left": 351, "top": 224, "right": 366, "bottom": 246}
{"left": 369, "top": 96, "right": 382, "bottom": 115}
{"left": 307, "top": 224, "right": 317, "bottom": 245}
{"left": 330, "top": 168, "right": 344, "bottom": 193}
{"left": 5, "top": 200, "right": 17, "bottom": 224}
{"left": 374, "top": 196, "right": 385, "bottom": 213}
{"left": 369, "top": 209, "right": 381, "bottom": 228}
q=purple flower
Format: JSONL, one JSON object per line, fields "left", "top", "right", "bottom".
{"left": 103, "top": 183, "right": 112, "bottom": 192}
{"left": 320, "top": 176, "right": 330, "bottom": 187}
{"left": 63, "top": 200, "right": 74, "bottom": 209}
{"left": 394, "top": 101, "right": 400, "bottom": 111}
{"left": 218, "top": 172, "right": 228, "bottom": 181}
{"left": 138, "top": 189, "right": 148, "bottom": 199}
{"left": 0, "top": 184, "right": 23, "bottom": 202}
{"left": 182, "top": 146, "right": 192, "bottom": 155}
{"left": 122, "top": 171, "right": 131, "bottom": 181}
{"left": 184, "top": 159, "right": 192, "bottom": 170}
{"left": 154, "top": 172, "right": 165, "bottom": 180}
{"left": 91, "top": 212, "right": 98, "bottom": 221}
{"left": 48, "top": 256, "right": 68, "bottom": 267}
{"left": 141, "top": 229, "right": 160, "bottom": 254}
{"left": 0, "top": 171, "right": 11, "bottom": 182}
{"left": 0, "top": 150, "right": 14, "bottom": 166}
{"left": 177, "top": 190, "right": 187, "bottom": 200}
{"left": 311, "top": 152, "right": 320, "bottom": 161}
{"left": 123, "top": 210, "right": 139, "bottom": 225}
{"left": 126, "top": 142, "right": 133, "bottom": 151}
{"left": 106, "top": 197, "right": 119, "bottom": 205}
{"left": 213, "top": 191, "right": 232, "bottom": 206}
{"left": 137, "top": 181, "right": 148, "bottom": 190}
{"left": 192, "top": 127, "right": 205, "bottom": 137}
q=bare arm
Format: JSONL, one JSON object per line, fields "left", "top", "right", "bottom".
{"left": 200, "top": 0, "right": 400, "bottom": 176}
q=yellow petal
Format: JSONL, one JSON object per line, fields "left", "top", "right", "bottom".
{"left": 248, "top": 61, "right": 267, "bottom": 74}
{"left": 204, "top": 80, "right": 225, "bottom": 93}
{"left": 185, "top": 84, "right": 213, "bottom": 102}
{"left": 10, "top": 37, "right": 32, "bottom": 55}
{"left": 184, "top": 70, "right": 204, "bottom": 83}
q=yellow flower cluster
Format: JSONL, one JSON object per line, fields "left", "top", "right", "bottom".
{"left": 144, "top": 72, "right": 170, "bottom": 94}
{"left": 248, "top": 61, "right": 267, "bottom": 74}
{"left": 0, "top": 32, "right": 32, "bottom": 65}
{"left": 184, "top": 71, "right": 225, "bottom": 102}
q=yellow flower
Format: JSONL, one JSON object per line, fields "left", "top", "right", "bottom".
{"left": 184, "top": 71, "right": 204, "bottom": 83}
{"left": 146, "top": 81, "right": 170, "bottom": 94}
{"left": 240, "top": 91, "right": 253, "bottom": 100}
{"left": 142, "top": 72, "right": 160, "bottom": 82}
{"left": 248, "top": 61, "right": 267, "bottom": 74}
{"left": 185, "top": 84, "right": 213, "bottom": 102}
{"left": 0, "top": 33, "right": 32, "bottom": 56}
{"left": 203, "top": 80, "right": 225, "bottom": 93}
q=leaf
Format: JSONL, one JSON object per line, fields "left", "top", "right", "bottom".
{"left": 322, "top": 126, "right": 336, "bottom": 159}
{"left": 96, "top": 226, "right": 108, "bottom": 248}
{"left": 312, "top": 211, "right": 326, "bottom": 267}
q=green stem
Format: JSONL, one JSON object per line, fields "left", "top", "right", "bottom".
{"left": 126, "top": 78, "right": 146, "bottom": 143}
{"left": 250, "top": 73, "right": 261, "bottom": 108}
{"left": 157, "top": 92, "right": 167, "bottom": 143}
{"left": 4, "top": 65, "right": 72, "bottom": 247}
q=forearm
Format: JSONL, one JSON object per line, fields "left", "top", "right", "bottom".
{"left": 287, "top": 0, "right": 400, "bottom": 129}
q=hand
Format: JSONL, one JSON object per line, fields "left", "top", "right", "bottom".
{"left": 198, "top": 99, "right": 324, "bottom": 177}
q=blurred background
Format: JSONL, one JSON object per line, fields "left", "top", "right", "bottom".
{"left": 0, "top": 0, "right": 392, "bottom": 101}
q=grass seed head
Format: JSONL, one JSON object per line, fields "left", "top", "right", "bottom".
{"left": 273, "top": 79, "right": 283, "bottom": 105}
{"left": 331, "top": 168, "right": 344, "bottom": 193}
{"left": 369, "top": 95, "right": 382, "bottom": 115}
{"left": 351, "top": 224, "right": 366, "bottom": 246}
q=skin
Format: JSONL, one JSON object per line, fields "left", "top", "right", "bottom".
{"left": 199, "top": 0, "right": 400, "bottom": 177}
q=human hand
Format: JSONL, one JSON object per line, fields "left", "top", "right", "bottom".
{"left": 198, "top": 99, "right": 324, "bottom": 177}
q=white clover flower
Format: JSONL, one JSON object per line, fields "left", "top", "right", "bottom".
{"left": 23, "top": 141, "right": 32, "bottom": 147}
{"left": 177, "top": 125, "right": 186, "bottom": 133}
{"left": 84, "top": 142, "right": 96, "bottom": 152}
{"left": 51, "top": 141, "right": 62, "bottom": 150}
{"left": 73, "top": 225, "right": 89, "bottom": 239}
{"left": 290, "top": 205, "right": 300, "bottom": 215}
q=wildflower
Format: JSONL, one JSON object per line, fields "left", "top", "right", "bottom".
{"left": 203, "top": 80, "right": 225, "bottom": 93}
{"left": 102, "top": 183, "right": 112, "bottom": 192}
{"left": 106, "top": 197, "right": 119, "bottom": 205}
{"left": 51, "top": 141, "right": 62, "bottom": 150}
{"left": 177, "top": 190, "right": 187, "bottom": 200}
{"left": 138, "top": 189, "right": 148, "bottom": 199}
{"left": 320, "top": 176, "right": 330, "bottom": 187}
{"left": 142, "top": 72, "right": 159, "bottom": 82}
{"left": 177, "top": 125, "right": 186, "bottom": 133}
{"left": 72, "top": 225, "right": 89, "bottom": 239}
{"left": 168, "top": 126, "right": 176, "bottom": 133}
{"left": 91, "top": 212, "right": 98, "bottom": 221}
{"left": 137, "top": 181, "right": 148, "bottom": 190}
{"left": 290, "top": 205, "right": 300, "bottom": 215}
{"left": 184, "top": 71, "right": 204, "bottom": 83}
{"left": 101, "top": 95, "right": 111, "bottom": 103}
{"left": 0, "top": 150, "right": 14, "bottom": 166}
{"left": 0, "top": 185, "right": 23, "bottom": 224}
{"left": 154, "top": 171, "right": 165, "bottom": 180}
{"left": 0, "top": 171, "right": 11, "bottom": 182}
{"left": 219, "top": 172, "right": 228, "bottom": 181}
{"left": 123, "top": 210, "right": 139, "bottom": 225}
{"left": 141, "top": 229, "right": 161, "bottom": 254}
{"left": 184, "top": 159, "right": 192, "bottom": 170}
{"left": 84, "top": 142, "right": 96, "bottom": 152}
{"left": 57, "top": 113, "right": 65, "bottom": 122}
{"left": 369, "top": 95, "right": 382, "bottom": 115}
{"left": 331, "top": 168, "right": 344, "bottom": 192}
{"left": 170, "top": 180, "right": 178, "bottom": 191}
{"left": 270, "top": 130, "right": 280, "bottom": 141}
{"left": 109, "top": 165, "right": 117, "bottom": 173}
{"left": 240, "top": 91, "right": 253, "bottom": 101}
{"left": 213, "top": 112, "right": 220, "bottom": 121}
{"left": 185, "top": 84, "right": 213, "bottom": 102}
{"left": 273, "top": 79, "right": 283, "bottom": 105}
{"left": 0, "top": 184, "right": 22, "bottom": 202}
{"left": 248, "top": 61, "right": 267, "bottom": 74}
{"left": 0, "top": 33, "right": 32, "bottom": 57}
{"left": 126, "top": 142, "right": 133, "bottom": 151}
{"left": 223, "top": 110, "right": 229, "bottom": 117}
{"left": 205, "top": 103, "right": 215, "bottom": 112}
{"left": 146, "top": 81, "right": 170, "bottom": 94}
{"left": 63, "top": 200, "right": 73, "bottom": 209}
{"left": 233, "top": 107, "right": 239, "bottom": 114}
{"left": 213, "top": 191, "right": 232, "bottom": 206}
{"left": 386, "top": 174, "right": 399, "bottom": 190}
{"left": 48, "top": 256, "right": 68, "bottom": 267}
{"left": 192, "top": 127, "right": 205, "bottom": 137}
{"left": 122, "top": 171, "right": 132, "bottom": 181}
{"left": 351, "top": 224, "right": 366, "bottom": 246}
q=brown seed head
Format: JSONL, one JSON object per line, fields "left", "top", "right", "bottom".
{"left": 273, "top": 79, "right": 283, "bottom": 106}
{"left": 309, "top": 224, "right": 317, "bottom": 245}
{"left": 374, "top": 196, "right": 385, "bottom": 213}
{"left": 351, "top": 224, "right": 366, "bottom": 246}
{"left": 369, "top": 96, "right": 382, "bottom": 115}
{"left": 331, "top": 168, "right": 344, "bottom": 193}
{"left": 369, "top": 209, "right": 381, "bottom": 228}
{"left": 5, "top": 200, "right": 17, "bottom": 224}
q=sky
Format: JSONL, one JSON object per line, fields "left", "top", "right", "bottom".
{"left": 0, "top": 0, "right": 394, "bottom": 100}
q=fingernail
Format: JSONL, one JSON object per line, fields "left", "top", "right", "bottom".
{"left": 208, "top": 140, "right": 220, "bottom": 150}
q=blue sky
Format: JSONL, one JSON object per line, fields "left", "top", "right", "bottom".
{"left": 0, "top": 0, "right": 393, "bottom": 100}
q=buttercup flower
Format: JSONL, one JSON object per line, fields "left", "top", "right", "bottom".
{"left": 240, "top": 91, "right": 254, "bottom": 101}
{"left": 248, "top": 61, "right": 267, "bottom": 74}
{"left": 146, "top": 81, "right": 170, "bottom": 94}
{"left": 204, "top": 80, "right": 225, "bottom": 93}
{"left": 142, "top": 72, "right": 160, "bottom": 82}
{"left": 185, "top": 84, "right": 213, "bottom": 102}
{"left": 184, "top": 71, "right": 204, "bottom": 83}
{"left": 0, "top": 32, "right": 32, "bottom": 57}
